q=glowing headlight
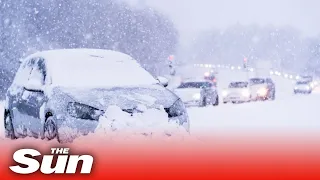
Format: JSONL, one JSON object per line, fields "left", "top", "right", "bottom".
{"left": 306, "top": 86, "right": 310, "bottom": 90}
{"left": 257, "top": 88, "right": 268, "bottom": 96}
{"left": 222, "top": 90, "right": 228, "bottom": 97}
{"left": 193, "top": 93, "right": 201, "bottom": 100}
{"left": 241, "top": 89, "right": 250, "bottom": 97}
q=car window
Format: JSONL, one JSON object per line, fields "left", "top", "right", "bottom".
{"left": 229, "top": 82, "right": 248, "bottom": 88}
{"left": 249, "top": 78, "right": 265, "bottom": 85}
{"left": 12, "top": 58, "right": 36, "bottom": 85}
{"left": 266, "top": 78, "right": 273, "bottom": 84}
{"left": 178, "top": 82, "right": 212, "bottom": 88}
{"left": 27, "top": 58, "right": 46, "bottom": 85}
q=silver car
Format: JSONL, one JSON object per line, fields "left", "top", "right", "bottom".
{"left": 294, "top": 81, "right": 313, "bottom": 94}
{"left": 4, "top": 49, "right": 189, "bottom": 143}
{"left": 174, "top": 79, "right": 219, "bottom": 107}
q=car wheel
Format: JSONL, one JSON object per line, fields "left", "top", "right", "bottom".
{"left": 269, "top": 91, "right": 275, "bottom": 100}
{"left": 4, "top": 111, "right": 16, "bottom": 139}
{"left": 200, "top": 97, "right": 207, "bottom": 107}
{"left": 213, "top": 96, "right": 219, "bottom": 106}
{"left": 44, "top": 116, "right": 58, "bottom": 141}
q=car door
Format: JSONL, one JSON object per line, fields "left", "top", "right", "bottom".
{"left": 19, "top": 58, "right": 48, "bottom": 138}
{"left": 10, "top": 58, "right": 37, "bottom": 138}
{"left": 203, "top": 82, "right": 216, "bottom": 99}
{"left": 266, "top": 78, "right": 274, "bottom": 92}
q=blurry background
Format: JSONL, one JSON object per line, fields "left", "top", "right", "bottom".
{"left": 1, "top": 0, "right": 320, "bottom": 98}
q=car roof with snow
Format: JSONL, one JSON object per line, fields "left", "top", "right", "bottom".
{"left": 23, "top": 49, "right": 135, "bottom": 64}
{"left": 21, "top": 49, "right": 159, "bottom": 87}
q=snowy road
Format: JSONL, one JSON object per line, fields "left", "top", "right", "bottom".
{"left": 0, "top": 69, "right": 320, "bottom": 142}
{"left": 189, "top": 93, "right": 320, "bottom": 138}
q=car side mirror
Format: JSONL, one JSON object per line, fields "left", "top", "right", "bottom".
{"left": 157, "top": 76, "right": 169, "bottom": 87}
{"left": 24, "top": 79, "right": 44, "bottom": 93}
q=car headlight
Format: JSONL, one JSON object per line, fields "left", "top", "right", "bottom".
{"left": 193, "top": 93, "right": 201, "bottom": 100}
{"left": 222, "top": 90, "right": 228, "bottom": 97}
{"left": 67, "top": 102, "right": 104, "bottom": 121}
{"left": 306, "top": 86, "right": 310, "bottom": 90}
{"left": 294, "top": 87, "right": 298, "bottom": 90}
{"left": 241, "top": 89, "right": 250, "bottom": 97}
{"left": 166, "top": 99, "right": 187, "bottom": 118}
{"left": 257, "top": 88, "right": 268, "bottom": 96}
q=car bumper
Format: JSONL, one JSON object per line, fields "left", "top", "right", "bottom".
{"left": 223, "top": 96, "right": 251, "bottom": 102}
{"left": 294, "top": 89, "right": 311, "bottom": 93}
{"left": 183, "top": 100, "right": 201, "bottom": 107}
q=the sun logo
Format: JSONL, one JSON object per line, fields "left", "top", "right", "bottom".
{"left": 10, "top": 148, "right": 94, "bottom": 174}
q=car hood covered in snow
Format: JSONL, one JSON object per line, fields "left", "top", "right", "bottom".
{"left": 53, "top": 85, "right": 179, "bottom": 110}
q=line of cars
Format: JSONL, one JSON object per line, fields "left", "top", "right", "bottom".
{"left": 222, "top": 77, "right": 276, "bottom": 104}
{"left": 172, "top": 70, "right": 276, "bottom": 106}
{"left": 173, "top": 72, "right": 318, "bottom": 107}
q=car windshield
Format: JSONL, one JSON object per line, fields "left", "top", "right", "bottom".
{"left": 178, "top": 82, "right": 211, "bottom": 89}
{"left": 249, "top": 78, "right": 265, "bottom": 84}
{"left": 49, "top": 57, "right": 159, "bottom": 88}
{"left": 229, "top": 82, "right": 248, "bottom": 88}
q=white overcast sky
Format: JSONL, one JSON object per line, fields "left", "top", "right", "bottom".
{"left": 128, "top": 0, "right": 320, "bottom": 40}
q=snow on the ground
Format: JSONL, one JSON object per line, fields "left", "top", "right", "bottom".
{"left": 189, "top": 93, "right": 320, "bottom": 140}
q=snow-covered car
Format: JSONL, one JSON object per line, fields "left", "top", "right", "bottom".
{"left": 249, "top": 78, "right": 275, "bottom": 101}
{"left": 294, "top": 81, "right": 313, "bottom": 94}
{"left": 173, "top": 79, "right": 219, "bottom": 107}
{"left": 4, "top": 49, "right": 189, "bottom": 143}
{"left": 222, "top": 81, "right": 251, "bottom": 103}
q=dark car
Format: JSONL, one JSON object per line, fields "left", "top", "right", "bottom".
{"left": 3, "top": 49, "right": 190, "bottom": 143}
{"left": 249, "top": 77, "right": 276, "bottom": 100}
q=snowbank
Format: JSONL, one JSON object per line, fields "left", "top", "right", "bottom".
{"left": 73, "top": 105, "right": 195, "bottom": 145}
